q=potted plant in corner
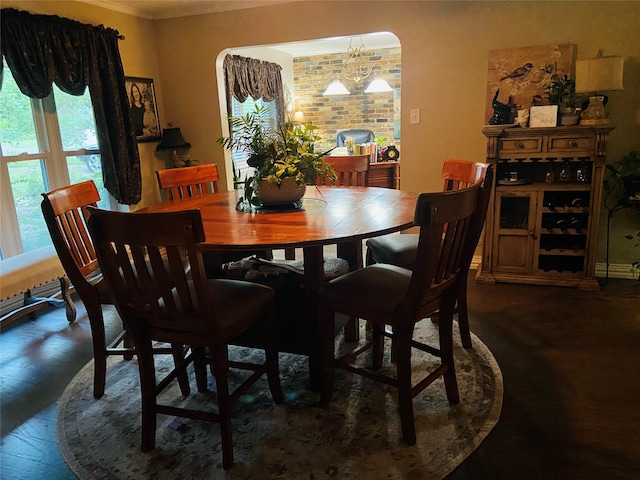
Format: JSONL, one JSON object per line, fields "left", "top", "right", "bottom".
{"left": 604, "top": 150, "right": 640, "bottom": 280}
{"left": 217, "top": 106, "right": 336, "bottom": 209}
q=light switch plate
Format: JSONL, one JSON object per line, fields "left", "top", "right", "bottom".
{"left": 410, "top": 108, "right": 420, "bottom": 124}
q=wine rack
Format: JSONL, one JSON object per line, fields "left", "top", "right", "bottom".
{"left": 477, "top": 124, "right": 614, "bottom": 290}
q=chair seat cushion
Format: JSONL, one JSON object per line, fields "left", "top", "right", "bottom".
{"left": 366, "top": 234, "right": 418, "bottom": 268}
{"left": 319, "top": 264, "right": 411, "bottom": 319}
{"left": 207, "top": 278, "right": 275, "bottom": 336}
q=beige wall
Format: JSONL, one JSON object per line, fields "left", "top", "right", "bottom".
{"left": 4, "top": 1, "right": 639, "bottom": 271}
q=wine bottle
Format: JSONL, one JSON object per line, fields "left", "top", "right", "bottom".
{"left": 556, "top": 218, "right": 569, "bottom": 232}
{"left": 545, "top": 196, "right": 557, "bottom": 211}
{"left": 570, "top": 217, "right": 582, "bottom": 233}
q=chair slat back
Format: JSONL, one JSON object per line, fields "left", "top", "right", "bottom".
{"left": 41, "top": 180, "right": 101, "bottom": 287}
{"left": 441, "top": 158, "right": 487, "bottom": 191}
{"left": 156, "top": 164, "right": 219, "bottom": 201}
{"left": 400, "top": 184, "right": 482, "bottom": 322}
{"left": 319, "top": 155, "right": 370, "bottom": 186}
{"left": 87, "top": 208, "right": 215, "bottom": 342}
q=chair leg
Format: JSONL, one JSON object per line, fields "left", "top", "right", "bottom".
{"left": 85, "top": 298, "right": 107, "bottom": 399}
{"left": 319, "top": 304, "right": 335, "bottom": 406}
{"left": 210, "top": 346, "right": 234, "bottom": 470}
{"left": 439, "top": 297, "right": 460, "bottom": 404}
{"left": 457, "top": 281, "right": 472, "bottom": 349}
{"left": 137, "top": 341, "right": 158, "bottom": 452}
{"left": 173, "top": 344, "right": 192, "bottom": 395}
{"left": 394, "top": 324, "right": 417, "bottom": 445}
{"left": 371, "top": 322, "right": 384, "bottom": 370}
{"left": 192, "top": 346, "right": 208, "bottom": 393}
{"left": 264, "top": 304, "right": 284, "bottom": 404}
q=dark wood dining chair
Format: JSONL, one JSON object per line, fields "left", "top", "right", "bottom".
{"left": 365, "top": 159, "right": 491, "bottom": 348}
{"left": 87, "top": 207, "right": 284, "bottom": 470}
{"left": 155, "top": 163, "right": 219, "bottom": 201}
{"left": 40, "top": 181, "right": 140, "bottom": 398}
{"left": 318, "top": 180, "right": 490, "bottom": 446}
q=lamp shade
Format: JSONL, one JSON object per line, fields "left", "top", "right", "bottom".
{"left": 323, "top": 80, "right": 350, "bottom": 96}
{"left": 575, "top": 56, "right": 624, "bottom": 93}
{"left": 364, "top": 78, "right": 393, "bottom": 93}
{"left": 156, "top": 128, "right": 191, "bottom": 151}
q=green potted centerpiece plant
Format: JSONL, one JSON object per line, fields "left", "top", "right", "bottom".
{"left": 217, "top": 106, "right": 336, "bottom": 209}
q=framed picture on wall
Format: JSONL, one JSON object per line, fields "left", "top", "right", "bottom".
{"left": 485, "top": 44, "right": 575, "bottom": 124}
{"left": 125, "top": 76, "right": 161, "bottom": 142}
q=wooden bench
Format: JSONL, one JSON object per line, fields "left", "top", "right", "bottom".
{"left": 0, "top": 245, "right": 76, "bottom": 327}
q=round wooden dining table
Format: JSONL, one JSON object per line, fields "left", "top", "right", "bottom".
{"left": 139, "top": 185, "right": 419, "bottom": 388}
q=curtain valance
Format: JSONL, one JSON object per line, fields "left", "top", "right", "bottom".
{"left": 223, "top": 54, "right": 286, "bottom": 123}
{"left": 0, "top": 8, "right": 141, "bottom": 205}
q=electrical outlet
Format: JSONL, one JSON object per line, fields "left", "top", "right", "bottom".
{"left": 410, "top": 108, "right": 420, "bottom": 124}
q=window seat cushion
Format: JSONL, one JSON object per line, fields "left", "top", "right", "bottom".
{"left": 0, "top": 246, "right": 76, "bottom": 326}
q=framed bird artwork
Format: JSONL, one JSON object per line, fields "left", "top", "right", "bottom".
{"left": 485, "top": 44, "right": 576, "bottom": 124}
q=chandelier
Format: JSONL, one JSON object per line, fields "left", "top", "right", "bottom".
{"left": 342, "top": 38, "right": 373, "bottom": 83}
{"left": 323, "top": 37, "right": 393, "bottom": 95}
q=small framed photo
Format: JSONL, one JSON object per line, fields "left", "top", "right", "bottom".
{"left": 125, "top": 76, "right": 161, "bottom": 142}
{"left": 529, "top": 105, "right": 558, "bottom": 128}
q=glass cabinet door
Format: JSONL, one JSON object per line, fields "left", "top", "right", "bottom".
{"left": 492, "top": 190, "right": 537, "bottom": 273}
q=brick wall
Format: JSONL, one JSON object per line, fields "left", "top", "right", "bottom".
{"left": 292, "top": 48, "right": 401, "bottom": 153}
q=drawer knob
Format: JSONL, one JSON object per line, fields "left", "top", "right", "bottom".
{"left": 568, "top": 140, "right": 577, "bottom": 147}
{"left": 516, "top": 142, "right": 525, "bottom": 149}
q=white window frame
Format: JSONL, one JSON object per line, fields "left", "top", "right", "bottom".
{"left": 0, "top": 85, "right": 115, "bottom": 258}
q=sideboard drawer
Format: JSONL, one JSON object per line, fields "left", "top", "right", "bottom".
{"left": 499, "top": 137, "right": 542, "bottom": 153}
{"left": 548, "top": 135, "right": 594, "bottom": 153}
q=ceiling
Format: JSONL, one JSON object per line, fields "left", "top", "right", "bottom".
{"left": 80, "top": 1, "right": 400, "bottom": 55}
{"left": 80, "top": 0, "right": 305, "bottom": 20}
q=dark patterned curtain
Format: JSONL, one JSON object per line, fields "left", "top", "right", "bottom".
{"left": 0, "top": 8, "right": 141, "bottom": 205}
{"left": 223, "top": 54, "right": 286, "bottom": 124}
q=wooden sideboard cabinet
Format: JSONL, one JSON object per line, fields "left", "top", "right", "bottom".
{"left": 369, "top": 161, "right": 400, "bottom": 189}
{"left": 476, "top": 124, "right": 614, "bottom": 291}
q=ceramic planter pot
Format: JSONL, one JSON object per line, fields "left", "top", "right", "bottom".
{"left": 257, "top": 177, "right": 306, "bottom": 205}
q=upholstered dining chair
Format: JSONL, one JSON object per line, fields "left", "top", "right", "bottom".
{"left": 336, "top": 129, "right": 375, "bottom": 147}
{"left": 41, "top": 180, "right": 174, "bottom": 399}
{"left": 365, "top": 159, "right": 491, "bottom": 348}
{"left": 87, "top": 207, "right": 284, "bottom": 470}
{"left": 155, "top": 163, "right": 219, "bottom": 201}
{"left": 318, "top": 180, "right": 490, "bottom": 446}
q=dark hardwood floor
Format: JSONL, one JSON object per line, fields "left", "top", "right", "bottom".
{"left": 1, "top": 274, "right": 639, "bottom": 479}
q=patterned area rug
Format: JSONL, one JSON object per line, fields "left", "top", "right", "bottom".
{"left": 57, "top": 320, "right": 502, "bottom": 480}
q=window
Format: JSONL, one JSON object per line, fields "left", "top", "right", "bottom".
{"left": 230, "top": 97, "right": 277, "bottom": 187}
{"left": 0, "top": 62, "right": 112, "bottom": 259}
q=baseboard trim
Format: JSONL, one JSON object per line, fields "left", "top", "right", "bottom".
{"left": 471, "top": 256, "right": 637, "bottom": 281}
{"left": 595, "top": 262, "right": 638, "bottom": 280}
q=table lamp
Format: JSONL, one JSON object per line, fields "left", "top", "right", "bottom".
{"left": 575, "top": 51, "right": 624, "bottom": 125}
{"left": 156, "top": 127, "right": 191, "bottom": 167}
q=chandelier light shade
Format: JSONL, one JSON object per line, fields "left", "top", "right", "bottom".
{"left": 364, "top": 78, "right": 393, "bottom": 93}
{"left": 323, "top": 79, "right": 351, "bottom": 96}
{"left": 323, "top": 37, "right": 392, "bottom": 96}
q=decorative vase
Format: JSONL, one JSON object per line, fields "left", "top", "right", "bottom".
{"left": 580, "top": 95, "right": 609, "bottom": 125}
{"left": 257, "top": 177, "right": 306, "bottom": 205}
